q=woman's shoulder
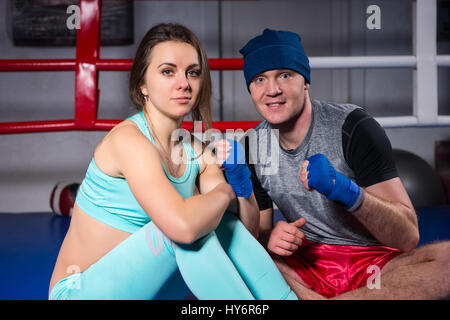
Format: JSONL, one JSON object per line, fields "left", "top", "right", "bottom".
{"left": 96, "top": 120, "right": 156, "bottom": 166}
{"left": 105, "top": 119, "right": 148, "bottom": 146}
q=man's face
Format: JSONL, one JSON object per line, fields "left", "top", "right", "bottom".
{"left": 249, "top": 69, "right": 309, "bottom": 126}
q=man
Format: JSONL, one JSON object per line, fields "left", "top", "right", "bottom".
{"left": 239, "top": 28, "right": 450, "bottom": 299}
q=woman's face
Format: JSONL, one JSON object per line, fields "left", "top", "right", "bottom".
{"left": 141, "top": 40, "right": 201, "bottom": 120}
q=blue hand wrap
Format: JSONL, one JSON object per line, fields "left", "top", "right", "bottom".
{"left": 221, "top": 139, "right": 253, "bottom": 199}
{"left": 307, "top": 153, "right": 364, "bottom": 211}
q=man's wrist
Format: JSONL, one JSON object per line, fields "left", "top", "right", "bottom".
{"left": 234, "top": 178, "right": 253, "bottom": 199}
{"left": 224, "top": 163, "right": 253, "bottom": 198}
{"left": 258, "top": 229, "right": 272, "bottom": 248}
{"left": 346, "top": 187, "right": 365, "bottom": 212}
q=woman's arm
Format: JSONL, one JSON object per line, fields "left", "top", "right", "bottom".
{"left": 206, "top": 139, "right": 260, "bottom": 237}
{"left": 198, "top": 156, "right": 260, "bottom": 238}
{"left": 110, "top": 125, "right": 235, "bottom": 244}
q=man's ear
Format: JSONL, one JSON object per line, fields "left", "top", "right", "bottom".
{"left": 304, "top": 83, "right": 310, "bottom": 90}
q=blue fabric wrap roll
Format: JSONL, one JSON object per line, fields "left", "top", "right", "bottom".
{"left": 307, "top": 153, "right": 362, "bottom": 210}
{"left": 222, "top": 139, "right": 253, "bottom": 199}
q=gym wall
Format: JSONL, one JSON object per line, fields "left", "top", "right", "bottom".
{"left": 0, "top": 0, "right": 449, "bottom": 213}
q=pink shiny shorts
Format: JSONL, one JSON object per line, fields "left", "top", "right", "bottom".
{"left": 282, "top": 239, "right": 402, "bottom": 298}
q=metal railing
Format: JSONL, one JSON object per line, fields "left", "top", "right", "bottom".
{"left": 0, "top": 0, "right": 447, "bottom": 134}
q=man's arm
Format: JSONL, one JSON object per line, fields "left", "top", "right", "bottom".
{"left": 212, "top": 138, "right": 260, "bottom": 237}
{"left": 352, "top": 177, "right": 419, "bottom": 252}
{"left": 301, "top": 158, "right": 419, "bottom": 252}
{"left": 258, "top": 207, "right": 306, "bottom": 255}
{"left": 198, "top": 161, "right": 260, "bottom": 238}
{"left": 342, "top": 109, "right": 419, "bottom": 252}
{"left": 301, "top": 109, "right": 419, "bottom": 252}
{"left": 258, "top": 208, "right": 273, "bottom": 247}
{"left": 236, "top": 194, "right": 260, "bottom": 238}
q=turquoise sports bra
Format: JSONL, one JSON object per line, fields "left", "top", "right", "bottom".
{"left": 75, "top": 111, "right": 201, "bottom": 233}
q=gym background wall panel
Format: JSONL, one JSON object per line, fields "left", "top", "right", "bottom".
{"left": 0, "top": 0, "right": 449, "bottom": 213}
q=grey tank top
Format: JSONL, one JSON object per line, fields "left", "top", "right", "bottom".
{"left": 246, "top": 99, "right": 381, "bottom": 246}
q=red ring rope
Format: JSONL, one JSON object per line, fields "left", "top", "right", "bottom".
{"left": 0, "top": 0, "right": 252, "bottom": 134}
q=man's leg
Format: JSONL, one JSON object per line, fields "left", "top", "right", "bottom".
{"left": 331, "top": 241, "right": 450, "bottom": 300}
{"left": 272, "top": 241, "right": 450, "bottom": 300}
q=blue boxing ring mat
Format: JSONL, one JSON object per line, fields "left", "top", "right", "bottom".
{"left": 0, "top": 213, "right": 69, "bottom": 300}
{"left": 1, "top": 207, "right": 449, "bottom": 300}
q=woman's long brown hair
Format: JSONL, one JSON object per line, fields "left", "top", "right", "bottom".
{"left": 129, "top": 23, "right": 212, "bottom": 132}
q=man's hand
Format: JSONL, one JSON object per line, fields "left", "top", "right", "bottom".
{"left": 300, "top": 160, "right": 312, "bottom": 190}
{"left": 214, "top": 139, "right": 253, "bottom": 199}
{"left": 267, "top": 217, "right": 306, "bottom": 256}
{"left": 300, "top": 153, "right": 364, "bottom": 212}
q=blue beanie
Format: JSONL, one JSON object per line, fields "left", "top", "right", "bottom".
{"left": 239, "top": 29, "right": 311, "bottom": 90}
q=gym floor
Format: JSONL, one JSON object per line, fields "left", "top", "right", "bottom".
{"left": 1, "top": 207, "right": 449, "bottom": 300}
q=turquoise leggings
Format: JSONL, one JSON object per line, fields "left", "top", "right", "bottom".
{"left": 49, "top": 211, "right": 297, "bottom": 300}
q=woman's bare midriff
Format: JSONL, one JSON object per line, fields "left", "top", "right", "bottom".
{"left": 48, "top": 119, "right": 198, "bottom": 297}
{"left": 48, "top": 203, "right": 131, "bottom": 296}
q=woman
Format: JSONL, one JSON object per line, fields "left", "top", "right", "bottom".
{"left": 48, "top": 23, "right": 296, "bottom": 300}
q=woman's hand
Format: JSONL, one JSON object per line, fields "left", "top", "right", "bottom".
{"left": 213, "top": 139, "right": 231, "bottom": 167}
{"left": 213, "top": 181, "right": 236, "bottom": 202}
